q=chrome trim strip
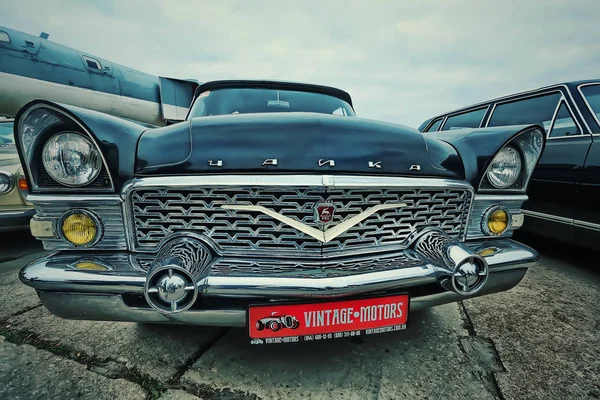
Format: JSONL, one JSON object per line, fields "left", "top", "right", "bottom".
{"left": 523, "top": 209, "right": 600, "bottom": 231}
{"left": 547, "top": 97, "right": 564, "bottom": 137}
{"left": 16, "top": 103, "right": 115, "bottom": 192}
{"left": 0, "top": 209, "right": 33, "bottom": 217}
{"left": 471, "top": 194, "right": 528, "bottom": 202}
{"left": 27, "top": 194, "right": 122, "bottom": 203}
{"left": 573, "top": 219, "right": 600, "bottom": 232}
{"left": 522, "top": 210, "right": 573, "bottom": 224}
{"left": 577, "top": 82, "right": 600, "bottom": 131}
{"left": 546, "top": 97, "right": 586, "bottom": 139}
{"left": 121, "top": 175, "right": 474, "bottom": 194}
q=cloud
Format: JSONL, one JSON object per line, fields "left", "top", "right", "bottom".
{"left": 1, "top": 0, "right": 598, "bottom": 127}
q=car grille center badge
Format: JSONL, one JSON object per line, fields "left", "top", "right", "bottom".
{"left": 221, "top": 203, "right": 407, "bottom": 243}
{"left": 314, "top": 204, "right": 335, "bottom": 228}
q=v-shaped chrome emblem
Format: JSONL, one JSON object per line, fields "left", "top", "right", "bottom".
{"left": 221, "top": 203, "right": 407, "bottom": 243}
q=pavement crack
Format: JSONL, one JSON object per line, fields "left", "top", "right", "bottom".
{"left": 0, "top": 322, "right": 165, "bottom": 399}
{"left": 459, "top": 301, "right": 476, "bottom": 336}
{"left": 458, "top": 302, "right": 507, "bottom": 400}
{"left": 0, "top": 303, "right": 42, "bottom": 325}
{"left": 168, "top": 328, "right": 229, "bottom": 386}
{"left": 489, "top": 371, "right": 506, "bottom": 400}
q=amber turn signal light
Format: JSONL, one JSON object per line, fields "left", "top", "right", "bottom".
{"left": 18, "top": 177, "right": 28, "bottom": 191}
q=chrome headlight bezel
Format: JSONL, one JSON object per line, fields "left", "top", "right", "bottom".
{"left": 0, "top": 171, "right": 14, "bottom": 194}
{"left": 479, "top": 127, "right": 545, "bottom": 193}
{"left": 42, "top": 132, "right": 103, "bottom": 187}
{"left": 486, "top": 146, "right": 522, "bottom": 189}
{"left": 15, "top": 103, "right": 115, "bottom": 193}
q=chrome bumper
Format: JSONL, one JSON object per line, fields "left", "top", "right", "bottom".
{"left": 20, "top": 238, "right": 537, "bottom": 326}
{"left": 0, "top": 208, "right": 35, "bottom": 231}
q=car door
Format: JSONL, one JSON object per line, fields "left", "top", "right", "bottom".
{"left": 574, "top": 83, "right": 600, "bottom": 249}
{"left": 486, "top": 89, "right": 592, "bottom": 243}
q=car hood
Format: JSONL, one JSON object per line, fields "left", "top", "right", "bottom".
{"left": 135, "top": 113, "right": 464, "bottom": 178}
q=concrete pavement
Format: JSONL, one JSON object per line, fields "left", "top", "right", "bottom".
{"left": 0, "top": 233, "right": 598, "bottom": 399}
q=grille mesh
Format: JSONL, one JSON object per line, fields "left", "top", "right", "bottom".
{"left": 132, "top": 251, "right": 427, "bottom": 277}
{"left": 130, "top": 186, "right": 472, "bottom": 256}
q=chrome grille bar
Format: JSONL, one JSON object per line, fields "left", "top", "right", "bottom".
{"left": 131, "top": 250, "right": 427, "bottom": 277}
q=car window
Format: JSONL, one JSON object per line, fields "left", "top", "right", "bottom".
{"left": 488, "top": 92, "right": 562, "bottom": 134}
{"left": 425, "top": 118, "right": 443, "bottom": 132}
{"left": 548, "top": 102, "right": 580, "bottom": 138}
{"left": 441, "top": 108, "right": 486, "bottom": 131}
{"left": 579, "top": 84, "right": 600, "bottom": 123}
{"left": 188, "top": 88, "right": 356, "bottom": 118}
{"left": 0, "top": 121, "right": 14, "bottom": 146}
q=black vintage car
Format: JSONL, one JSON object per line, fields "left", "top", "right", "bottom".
{"left": 15, "top": 80, "right": 545, "bottom": 340}
{"left": 419, "top": 80, "right": 600, "bottom": 250}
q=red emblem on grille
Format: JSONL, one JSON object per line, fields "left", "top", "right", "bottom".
{"left": 315, "top": 204, "right": 335, "bottom": 225}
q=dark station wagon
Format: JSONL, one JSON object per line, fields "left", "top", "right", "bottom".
{"left": 419, "top": 80, "right": 600, "bottom": 250}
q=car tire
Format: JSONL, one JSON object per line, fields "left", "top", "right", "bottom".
{"left": 256, "top": 321, "right": 265, "bottom": 331}
{"left": 269, "top": 321, "right": 280, "bottom": 331}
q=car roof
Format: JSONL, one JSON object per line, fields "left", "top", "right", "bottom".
{"left": 192, "top": 79, "right": 354, "bottom": 107}
{"left": 427, "top": 78, "right": 600, "bottom": 122}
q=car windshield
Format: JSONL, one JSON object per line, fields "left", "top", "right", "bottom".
{"left": 187, "top": 88, "right": 355, "bottom": 118}
{"left": 0, "top": 120, "right": 14, "bottom": 146}
{"left": 580, "top": 84, "right": 600, "bottom": 122}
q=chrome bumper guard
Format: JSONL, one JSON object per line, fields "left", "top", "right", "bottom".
{"left": 20, "top": 235, "right": 537, "bottom": 326}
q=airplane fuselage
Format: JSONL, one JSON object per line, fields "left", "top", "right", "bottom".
{"left": 0, "top": 26, "right": 197, "bottom": 125}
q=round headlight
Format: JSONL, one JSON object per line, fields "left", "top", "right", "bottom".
{"left": 42, "top": 132, "right": 102, "bottom": 187}
{"left": 487, "top": 146, "right": 522, "bottom": 189}
{"left": 0, "top": 173, "right": 12, "bottom": 194}
{"left": 60, "top": 210, "right": 101, "bottom": 246}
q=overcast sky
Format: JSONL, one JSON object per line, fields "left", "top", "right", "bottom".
{"left": 1, "top": 0, "right": 599, "bottom": 128}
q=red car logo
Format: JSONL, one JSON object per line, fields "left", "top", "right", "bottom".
{"left": 314, "top": 204, "right": 335, "bottom": 225}
{"left": 256, "top": 311, "right": 300, "bottom": 332}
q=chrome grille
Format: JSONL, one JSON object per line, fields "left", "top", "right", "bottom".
{"left": 129, "top": 186, "right": 472, "bottom": 256}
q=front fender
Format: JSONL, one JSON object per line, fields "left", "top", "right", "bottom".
{"left": 14, "top": 100, "right": 153, "bottom": 191}
{"left": 426, "top": 124, "right": 545, "bottom": 186}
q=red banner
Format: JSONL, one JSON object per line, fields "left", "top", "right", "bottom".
{"left": 248, "top": 294, "right": 409, "bottom": 339}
